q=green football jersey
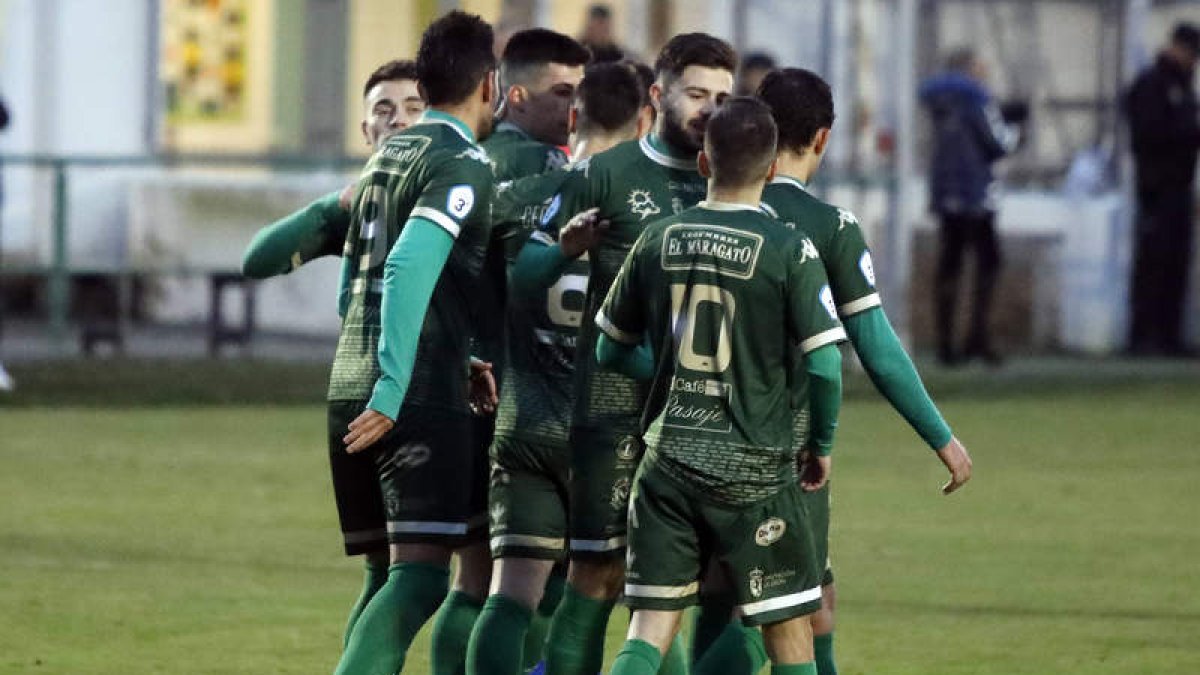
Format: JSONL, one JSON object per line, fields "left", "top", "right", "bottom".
{"left": 597, "top": 202, "right": 847, "bottom": 505}
{"left": 490, "top": 169, "right": 589, "bottom": 445}
{"left": 328, "top": 113, "right": 495, "bottom": 411}
{"left": 552, "top": 134, "right": 709, "bottom": 435}
{"left": 761, "top": 175, "right": 877, "bottom": 442}
{"left": 483, "top": 122, "right": 569, "bottom": 183}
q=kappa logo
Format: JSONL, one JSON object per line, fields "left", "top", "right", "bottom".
{"left": 628, "top": 189, "right": 661, "bottom": 220}
{"left": 455, "top": 146, "right": 492, "bottom": 167}
{"left": 748, "top": 567, "right": 765, "bottom": 598}
{"left": 798, "top": 237, "right": 820, "bottom": 265}
{"left": 859, "top": 251, "right": 876, "bottom": 287}
{"left": 490, "top": 500, "right": 506, "bottom": 526}
{"left": 754, "top": 517, "right": 787, "bottom": 547}
{"left": 837, "top": 208, "right": 859, "bottom": 231}
{"left": 390, "top": 443, "right": 431, "bottom": 470}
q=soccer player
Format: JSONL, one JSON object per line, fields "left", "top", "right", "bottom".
{"left": 330, "top": 12, "right": 499, "bottom": 675}
{"left": 463, "top": 62, "right": 648, "bottom": 675}
{"left": 537, "top": 32, "right": 737, "bottom": 675}
{"left": 596, "top": 96, "right": 847, "bottom": 675}
{"left": 486, "top": 28, "right": 590, "bottom": 181}
{"left": 751, "top": 68, "right": 973, "bottom": 675}
{"left": 239, "top": 58, "right": 423, "bottom": 649}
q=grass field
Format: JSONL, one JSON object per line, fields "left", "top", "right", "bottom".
{"left": 2, "top": 361, "right": 1199, "bottom": 673}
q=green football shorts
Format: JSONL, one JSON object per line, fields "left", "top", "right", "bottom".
{"left": 567, "top": 427, "right": 644, "bottom": 558}
{"left": 623, "top": 461, "right": 823, "bottom": 626}
{"left": 488, "top": 435, "right": 570, "bottom": 560}
{"left": 368, "top": 403, "right": 488, "bottom": 545}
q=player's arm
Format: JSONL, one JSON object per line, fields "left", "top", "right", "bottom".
{"left": 788, "top": 235, "right": 848, "bottom": 490}
{"left": 511, "top": 207, "right": 608, "bottom": 296}
{"left": 826, "top": 217, "right": 971, "bottom": 493}
{"left": 345, "top": 160, "right": 492, "bottom": 453}
{"left": 241, "top": 191, "right": 350, "bottom": 279}
{"left": 593, "top": 240, "right": 654, "bottom": 380}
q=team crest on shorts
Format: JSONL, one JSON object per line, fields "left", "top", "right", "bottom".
{"left": 748, "top": 567, "right": 765, "bottom": 598}
{"left": 754, "top": 517, "right": 787, "bottom": 546}
{"left": 610, "top": 477, "right": 631, "bottom": 510}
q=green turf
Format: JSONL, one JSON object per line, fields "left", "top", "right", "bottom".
{"left": 2, "top": 382, "right": 1199, "bottom": 673}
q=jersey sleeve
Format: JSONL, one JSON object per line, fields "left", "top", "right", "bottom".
{"left": 594, "top": 234, "right": 646, "bottom": 345}
{"left": 825, "top": 208, "right": 882, "bottom": 318}
{"left": 409, "top": 147, "right": 494, "bottom": 239}
{"left": 787, "top": 234, "right": 848, "bottom": 354}
{"left": 544, "top": 159, "right": 602, "bottom": 235}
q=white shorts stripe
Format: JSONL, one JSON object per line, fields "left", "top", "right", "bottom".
{"left": 739, "top": 585, "right": 823, "bottom": 617}
{"left": 490, "top": 534, "right": 565, "bottom": 551}
{"left": 388, "top": 520, "right": 470, "bottom": 535}
{"left": 838, "top": 293, "right": 882, "bottom": 317}
{"left": 595, "top": 311, "right": 641, "bottom": 345}
{"left": 411, "top": 206, "right": 462, "bottom": 238}
{"left": 799, "top": 327, "right": 848, "bottom": 354}
{"left": 569, "top": 535, "right": 627, "bottom": 552}
{"left": 625, "top": 581, "right": 700, "bottom": 599}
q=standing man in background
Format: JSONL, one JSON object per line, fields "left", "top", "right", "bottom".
{"left": 920, "top": 48, "right": 1018, "bottom": 366}
{"left": 0, "top": 95, "right": 12, "bottom": 393}
{"left": 1125, "top": 22, "right": 1200, "bottom": 357}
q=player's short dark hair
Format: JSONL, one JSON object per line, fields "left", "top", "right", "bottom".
{"left": 653, "top": 33, "right": 736, "bottom": 86}
{"left": 362, "top": 59, "right": 418, "bottom": 98}
{"left": 1172, "top": 22, "right": 1200, "bottom": 55}
{"left": 740, "top": 51, "right": 776, "bottom": 73}
{"left": 588, "top": 4, "right": 613, "bottom": 20}
{"left": 621, "top": 59, "right": 655, "bottom": 107}
{"left": 415, "top": 11, "right": 496, "bottom": 106}
{"left": 756, "top": 68, "right": 835, "bottom": 153}
{"left": 943, "top": 46, "right": 977, "bottom": 73}
{"left": 704, "top": 96, "right": 777, "bottom": 188}
{"left": 576, "top": 62, "right": 642, "bottom": 134}
{"left": 501, "top": 28, "right": 591, "bottom": 89}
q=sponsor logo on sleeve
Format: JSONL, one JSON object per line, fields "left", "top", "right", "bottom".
{"left": 859, "top": 251, "right": 876, "bottom": 287}
{"left": 820, "top": 285, "right": 838, "bottom": 320}
{"left": 541, "top": 193, "right": 562, "bottom": 226}
{"left": 447, "top": 185, "right": 475, "bottom": 219}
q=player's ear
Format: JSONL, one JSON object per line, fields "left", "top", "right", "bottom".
{"left": 697, "top": 150, "right": 711, "bottom": 178}
{"left": 507, "top": 84, "right": 526, "bottom": 109}
{"left": 568, "top": 106, "right": 579, "bottom": 135}
{"left": 360, "top": 120, "right": 370, "bottom": 147}
{"left": 812, "top": 127, "right": 831, "bottom": 156}
{"left": 765, "top": 157, "right": 778, "bottom": 183}
{"left": 649, "top": 81, "right": 664, "bottom": 114}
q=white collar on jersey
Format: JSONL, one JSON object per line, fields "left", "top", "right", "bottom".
{"left": 639, "top": 134, "right": 698, "bottom": 170}
{"left": 698, "top": 200, "right": 763, "bottom": 212}
{"left": 770, "top": 175, "right": 809, "bottom": 192}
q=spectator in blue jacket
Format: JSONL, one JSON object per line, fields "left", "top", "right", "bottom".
{"left": 921, "top": 48, "right": 1019, "bottom": 365}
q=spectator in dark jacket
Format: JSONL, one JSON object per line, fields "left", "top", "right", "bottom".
{"left": 921, "top": 48, "right": 1019, "bottom": 365}
{"left": 1125, "top": 23, "right": 1200, "bottom": 357}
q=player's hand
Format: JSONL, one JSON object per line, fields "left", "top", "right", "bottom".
{"left": 338, "top": 182, "right": 357, "bottom": 210}
{"left": 936, "top": 436, "right": 973, "bottom": 495}
{"left": 344, "top": 409, "right": 394, "bottom": 454}
{"left": 798, "top": 450, "right": 831, "bottom": 492}
{"left": 559, "top": 208, "right": 610, "bottom": 258}
{"left": 467, "top": 358, "right": 498, "bottom": 415}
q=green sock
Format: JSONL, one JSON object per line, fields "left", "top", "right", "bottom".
{"left": 465, "top": 594, "right": 533, "bottom": 675}
{"left": 694, "top": 622, "right": 767, "bottom": 675}
{"left": 343, "top": 558, "right": 389, "bottom": 648}
{"left": 334, "top": 562, "right": 449, "bottom": 675}
{"left": 657, "top": 633, "right": 690, "bottom": 675}
{"left": 691, "top": 593, "right": 735, "bottom": 662}
{"left": 611, "top": 639, "right": 663, "bottom": 675}
{"left": 431, "top": 590, "right": 485, "bottom": 675}
{"left": 544, "top": 585, "right": 617, "bottom": 675}
{"left": 813, "top": 633, "right": 836, "bottom": 675}
{"left": 770, "top": 663, "right": 817, "bottom": 675}
{"left": 523, "top": 571, "right": 566, "bottom": 669}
